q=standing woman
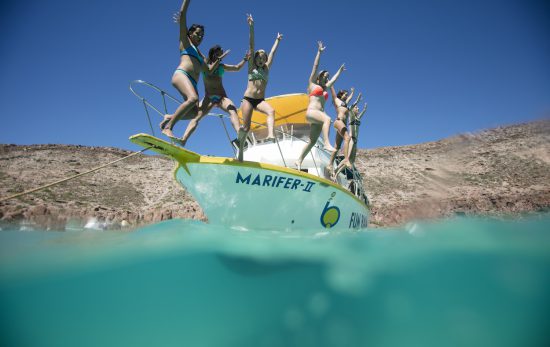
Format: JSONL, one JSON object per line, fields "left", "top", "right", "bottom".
{"left": 295, "top": 41, "right": 344, "bottom": 170}
{"left": 237, "top": 14, "right": 283, "bottom": 161}
{"left": 348, "top": 100, "right": 368, "bottom": 165}
{"left": 160, "top": 0, "right": 206, "bottom": 139}
{"left": 327, "top": 86, "right": 357, "bottom": 174}
{"left": 178, "top": 46, "right": 251, "bottom": 146}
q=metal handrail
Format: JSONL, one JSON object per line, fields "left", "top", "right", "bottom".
{"left": 130, "top": 81, "right": 326, "bottom": 144}
{"left": 129, "top": 80, "right": 181, "bottom": 115}
{"left": 129, "top": 79, "right": 336, "bottom": 178}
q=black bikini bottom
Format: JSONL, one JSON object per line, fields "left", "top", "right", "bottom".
{"left": 242, "top": 96, "right": 265, "bottom": 109}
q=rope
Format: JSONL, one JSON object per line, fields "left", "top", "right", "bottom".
{"left": 0, "top": 148, "right": 150, "bottom": 203}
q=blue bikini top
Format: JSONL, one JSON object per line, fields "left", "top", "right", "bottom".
{"left": 180, "top": 43, "right": 204, "bottom": 65}
{"left": 203, "top": 64, "right": 225, "bottom": 78}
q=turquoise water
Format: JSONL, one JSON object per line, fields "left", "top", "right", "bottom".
{"left": 1, "top": 215, "right": 549, "bottom": 347}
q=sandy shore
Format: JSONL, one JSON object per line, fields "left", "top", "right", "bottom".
{"left": 1, "top": 120, "right": 549, "bottom": 229}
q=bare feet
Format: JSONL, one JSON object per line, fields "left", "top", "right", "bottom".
{"left": 160, "top": 126, "right": 185, "bottom": 146}
{"left": 161, "top": 128, "right": 175, "bottom": 138}
{"left": 162, "top": 133, "right": 184, "bottom": 146}
{"left": 324, "top": 144, "right": 337, "bottom": 152}
{"left": 160, "top": 115, "right": 172, "bottom": 130}
{"left": 330, "top": 160, "right": 351, "bottom": 180}
{"left": 171, "top": 137, "right": 185, "bottom": 146}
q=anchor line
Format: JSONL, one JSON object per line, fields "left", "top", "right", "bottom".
{"left": 0, "top": 148, "right": 151, "bottom": 203}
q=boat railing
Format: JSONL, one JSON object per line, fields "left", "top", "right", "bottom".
{"left": 129, "top": 80, "right": 322, "bottom": 168}
{"left": 129, "top": 80, "right": 367, "bottom": 201}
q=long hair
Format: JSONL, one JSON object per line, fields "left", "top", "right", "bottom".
{"left": 316, "top": 70, "right": 328, "bottom": 85}
{"left": 254, "top": 49, "right": 267, "bottom": 65}
{"left": 187, "top": 24, "right": 204, "bottom": 37}
{"left": 208, "top": 45, "right": 223, "bottom": 63}
{"left": 337, "top": 90, "right": 348, "bottom": 100}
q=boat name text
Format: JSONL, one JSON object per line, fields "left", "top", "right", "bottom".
{"left": 236, "top": 172, "right": 315, "bottom": 192}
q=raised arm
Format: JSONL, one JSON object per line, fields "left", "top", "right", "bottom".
{"left": 247, "top": 14, "right": 255, "bottom": 70}
{"left": 358, "top": 102, "right": 368, "bottom": 120}
{"left": 178, "top": 0, "right": 191, "bottom": 46}
{"left": 266, "top": 33, "right": 283, "bottom": 68}
{"left": 346, "top": 87, "right": 355, "bottom": 104}
{"left": 330, "top": 86, "right": 338, "bottom": 108}
{"left": 203, "top": 50, "right": 231, "bottom": 73}
{"left": 224, "top": 51, "right": 251, "bottom": 71}
{"left": 309, "top": 41, "right": 325, "bottom": 84}
{"left": 351, "top": 92, "right": 363, "bottom": 109}
{"left": 326, "top": 64, "right": 345, "bottom": 88}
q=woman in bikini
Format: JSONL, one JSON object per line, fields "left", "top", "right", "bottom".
{"left": 327, "top": 86, "right": 358, "bottom": 175}
{"left": 178, "top": 46, "right": 251, "bottom": 146}
{"left": 348, "top": 99, "right": 368, "bottom": 165}
{"left": 237, "top": 14, "right": 283, "bottom": 161}
{"left": 160, "top": 0, "right": 206, "bottom": 140}
{"left": 295, "top": 41, "right": 344, "bottom": 170}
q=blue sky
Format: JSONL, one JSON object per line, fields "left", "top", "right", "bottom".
{"left": 0, "top": 0, "right": 548, "bottom": 156}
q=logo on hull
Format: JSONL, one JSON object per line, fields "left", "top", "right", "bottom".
{"left": 320, "top": 193, "right": 340, "bottom": 228}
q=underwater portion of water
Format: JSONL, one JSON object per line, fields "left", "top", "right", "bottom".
{"left": 1, "top": 215, "right": 549, "bottom": 347}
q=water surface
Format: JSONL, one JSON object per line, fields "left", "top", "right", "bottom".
{"left": 1, "top": 215, "right": 549, "bottom": 347}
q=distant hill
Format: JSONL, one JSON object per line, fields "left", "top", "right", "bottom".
{"left": 1, "top": 120, "right": 549, "bottom": 229}
{"left": 357, "top": 120, "right": 550, "bottom": 225}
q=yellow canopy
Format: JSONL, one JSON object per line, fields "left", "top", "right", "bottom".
{"left": 238, "top": 93, "right": 309, "bottom": 131}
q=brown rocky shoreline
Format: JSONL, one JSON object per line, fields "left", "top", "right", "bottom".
{"left": 1, "top": 120, "right": 549, "bottom": 230}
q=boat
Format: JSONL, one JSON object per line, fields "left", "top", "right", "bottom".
{"left": 129, "top": 80, "right": 370, "bottom": 231}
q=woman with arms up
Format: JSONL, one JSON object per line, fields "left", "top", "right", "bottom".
{"left": 348, "top": 99, "right": 368, "bottom": 165}
{"left": 294, "top": 41, "right": 344, "bottom": 170}
{"left": 160, "top": 0, "right": 206, "bottom": 140}
{"left": 326, "top": 86, "right": 358, "bottom": 175}
{"left": 178, "top": 46, "right": 251, "bottom": 146}
{"left": 237, "top": 14, "right": 283, "bottom": 161}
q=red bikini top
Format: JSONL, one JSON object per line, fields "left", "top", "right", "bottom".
{"left": 309, "top": 85, "right": 328, "bottom": 101}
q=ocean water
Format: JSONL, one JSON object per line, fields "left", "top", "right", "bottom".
{"left": 0, "top": 215, "right": 549, "bottom": 347}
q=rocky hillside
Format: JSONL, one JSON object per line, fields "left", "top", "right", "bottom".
{"left": 1, "top": 120, "right": 549, "bottom": 229}
{"left": 359, "top": 120, "right": 550, "bottom": 225}
{"left": 0, "top": 146, "right": 204, "bottom": 230}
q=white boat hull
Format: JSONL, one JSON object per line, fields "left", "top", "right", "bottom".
{"left": 175, "top": 161, "right": 369, "bottom": 231}
{"left": 130, "top": 134, "right": 369, "bottom": 231}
